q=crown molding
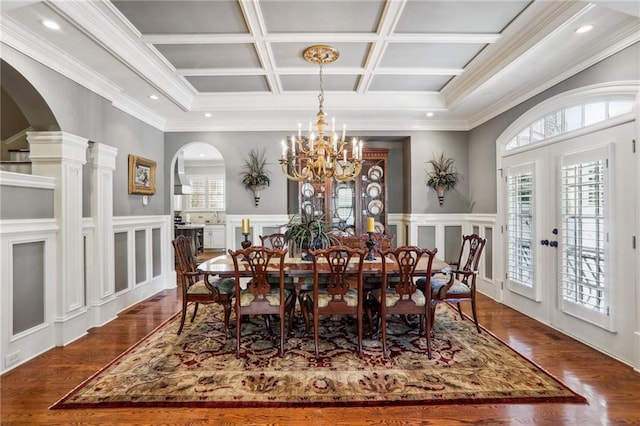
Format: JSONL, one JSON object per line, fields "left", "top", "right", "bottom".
{"left": 1, "top": 17, "right": 168, "bottom": 131}
{"left": 49, "top": 0, "right": 194, "bottom": 111}
{"left": 468, "top": 23, "right": 640, "bottom": 128}
{"left": 1, "top": 17, "right": 123, "bottom": 101}
{"left": 441, "top": 1, "right": 590, "bottom": 110}
{"left": 163, "top": 117, "right": 469, "bottom": 133}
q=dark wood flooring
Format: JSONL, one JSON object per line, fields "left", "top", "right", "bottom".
{"left": 2, "top": 285, "right": 639, "bottom": 425}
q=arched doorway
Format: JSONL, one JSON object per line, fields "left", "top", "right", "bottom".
{"left": 171, "top": 142, "right": 226, "bottom": 252}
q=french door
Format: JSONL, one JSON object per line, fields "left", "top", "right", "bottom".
{"left": 501, "top": 121, "right": 636, "bottom": 360}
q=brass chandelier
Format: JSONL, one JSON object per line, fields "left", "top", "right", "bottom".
{"left": 279, "top": 45, "right": 363, "bottom": 189}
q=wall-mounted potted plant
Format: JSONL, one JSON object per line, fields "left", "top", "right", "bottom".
{"left": 241, "top": 148, "right": 271, "bottom": 207}
{"left": 425, "top": 151, "right": 462, "bottom": 206}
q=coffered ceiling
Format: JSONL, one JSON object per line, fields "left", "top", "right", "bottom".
{"left": 1, "top": 1, "right": 639, "bottom": 132}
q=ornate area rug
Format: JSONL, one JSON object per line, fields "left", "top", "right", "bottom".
{"left": 51, "top": 304, "right": 586, "bottom": 409}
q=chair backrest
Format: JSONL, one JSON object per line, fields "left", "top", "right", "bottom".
{"left": 259, "top": 233, "right": 287, "bottom": 250}
{"left": 228, "top": 246, "right": 287, "bottom": 299}
{"left": 309, "top": 245, "right": 365, "bottom": 304}
{"left": 454, "top": 234, "right": 486, "bottom": 285}
{"left": 380, "top": 246, "right": 437, "bottom": 302}
{"left": 173, "top": 235, "right": 199, "bottom": 287}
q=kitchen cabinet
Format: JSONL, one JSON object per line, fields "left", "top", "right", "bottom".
{"left": 299, "top": 148, "right": 388, "bottom": 235}
{"left": 203, "top": 225, "right": 225, "bottom": 249}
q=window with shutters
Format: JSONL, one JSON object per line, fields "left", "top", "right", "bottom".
{"left": 186, "top": 176, "right": 225, "bottom": 211}
{"left": 506, "top": 165, "right": 535, "bottom": 291}
{"left": 560, "top": 147, "right": 609, "bottom": 322}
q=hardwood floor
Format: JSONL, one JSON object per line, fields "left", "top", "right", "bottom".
{"left": 2, "top": 288, "right": 639, "bottom": 425}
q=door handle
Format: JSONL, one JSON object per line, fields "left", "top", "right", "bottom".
{"left": 541, "top": 239, "right": 549, "bottom": 246}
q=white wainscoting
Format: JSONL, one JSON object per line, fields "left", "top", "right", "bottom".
{"left": 0, "top": 214, "right": 175, "bottom": 374}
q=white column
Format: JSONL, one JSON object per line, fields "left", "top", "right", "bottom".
{"left": 88, "top": 142, "right": 118, "bottom": 326}
{"left": 28, "top": 131, "right": 88, "bottom": 345}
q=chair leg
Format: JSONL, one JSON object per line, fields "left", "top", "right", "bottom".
{"left": 425, "top": 306, "right": 432, "bottom": 359}
{"left": 357, "top": 313, "right": 363, "bottom": 358}
{"left": 177, "top": 301, "right": 188, "bottom": 335}
{"left": 313, "top": 309, "right": 320, "bottom": 358}
{"left": 222, "top": 301, "right": 232, "bottom": 337}
{"left": 263, "top": 315, "right": 273, "bottom": 336}
{"left": 191, "top": 302, "right": 199, "bottom": 322}
{"left": 381, "top": 313, "right": 388, "bottom": 358}
{"left": 236, "top": 307, "right": 242, "bottom": 358}
{"left": 280, "top": 309, "right": 286, "bottom": 357}
{"left": 471, "top": 299, "right": 481, "bottom": 333}
{"left": 456, "top": 302, "right": 464, "bottom": 320}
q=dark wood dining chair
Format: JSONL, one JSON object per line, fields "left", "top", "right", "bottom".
{"left": 304, "top": 246, "right": 367, "bottom": 358}
{"left": 334, "top": 233, "right": 395, "bottom": 334}
{"left": 172, "top": 235, "right": 235, "bottom": 336}
{"left": 259, "top": 232, "right": 287, "bottom": 249}
{"left": 423, "top": 233, "right": 486, "bottom": 333}
{"left": 373, "top": 246, "right": 438, "bottom": 358}
{"left": 228, "top": 246, "right": 294, "bottom": 358}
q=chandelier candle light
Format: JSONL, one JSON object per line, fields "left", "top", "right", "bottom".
{"left": 279, "top": 45, "right": 364, "bottom": 187}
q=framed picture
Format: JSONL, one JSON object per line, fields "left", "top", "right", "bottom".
{"left": 128, "top": 155, "right": 156, "bottom": 195}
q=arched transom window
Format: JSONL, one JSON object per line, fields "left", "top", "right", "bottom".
{"left": 506, "top": 98, "right": 635, "bottom": 151}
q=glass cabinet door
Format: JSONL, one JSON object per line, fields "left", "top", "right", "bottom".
{"left": 332, "top": 180, "right": 356, "bottom": 234}
{"left": 360, "top": 158, "right": 386, "bottom": 233}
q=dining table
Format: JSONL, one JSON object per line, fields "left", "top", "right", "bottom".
{"left": 197, "top": 252, "right": 449, "bottom": 280}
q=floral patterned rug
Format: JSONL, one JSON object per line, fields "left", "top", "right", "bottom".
{"left": 51, "top": 304, "right": 586, "bottom": 408}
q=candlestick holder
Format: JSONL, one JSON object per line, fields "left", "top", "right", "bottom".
{"left": 241, "top": 232, "right": 252, "bottom": 250}
{"left": 365, "top": 232, "right": 376, "bottom": 261}
{"left": 241, "top": 232, "right": 252, "bottom": 261}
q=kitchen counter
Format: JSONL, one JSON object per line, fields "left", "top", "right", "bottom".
{"left": 175, "top": 224, "right": 205, "bottom": 230}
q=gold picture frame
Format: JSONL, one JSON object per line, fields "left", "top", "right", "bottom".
{"left": 128, "top": 155, "right": 156, "bottom": 195}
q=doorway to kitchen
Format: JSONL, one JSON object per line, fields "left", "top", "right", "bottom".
{"left": 172, "top": 142, "right": 226, "bottom": 254}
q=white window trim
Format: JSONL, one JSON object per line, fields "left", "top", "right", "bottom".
{"left": 498, "top": 82, "right": 639, "bottom": 156}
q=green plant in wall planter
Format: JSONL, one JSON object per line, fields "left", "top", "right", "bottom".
{"left": 425, "top": 151, "right": 462, "bottom": 206}
{"left": 241, "top": 148, "right": 271, "bottom": 207}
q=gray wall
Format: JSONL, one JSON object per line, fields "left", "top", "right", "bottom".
{"left": 165, "top": 131, "right": 472, "bottom": 215}
{"left": 2, "top": 46, "right": 166, "bottom": 217}
{"left": 0, "top": 186, "right": 54, "bottom": 219}
{"left": 468, "top": 42, "right": 640, "bottom": 213}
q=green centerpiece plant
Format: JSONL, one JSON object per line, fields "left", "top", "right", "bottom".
{"left": 283, "top": 211, "right": 334, "bottom": 260}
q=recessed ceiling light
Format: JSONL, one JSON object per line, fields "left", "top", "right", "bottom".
{"left": 426, "top": 112, "right": 434, "bottom": 117}
{"left": 41, "top": 20, "right": 60, "bottom": 30}
{"left": 576, "top": 24, "right": 594, "bottom": 34}
{"left": 148, "top": 94, "right": 159, "bottom": 100}
{"left": 204, "top": 113, "right": 212, "bottom": 118}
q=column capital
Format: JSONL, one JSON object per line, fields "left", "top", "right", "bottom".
{"left": 27, "top": 131, "right": 88, "bottom": 165}
{"left": 89, "top": 142, "right": 118, "bottom": 171}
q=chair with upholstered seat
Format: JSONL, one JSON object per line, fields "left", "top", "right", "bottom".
{"left": 373, "top": 246, "right": 437, "bottom": 358}
{"left": 304, "top": 245, "right": 366, "bottom": 358}
{"left": 228, "top": 246, "right": 293, "bottom": 358}
{"left": 334, "top": 233, "right": 395, "bottom": 333}
{"left": 423, "top": 234, "right": 486, "bottom": 333}
{"left": 172, "top": 235, "right": 235, "bottom": 336}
